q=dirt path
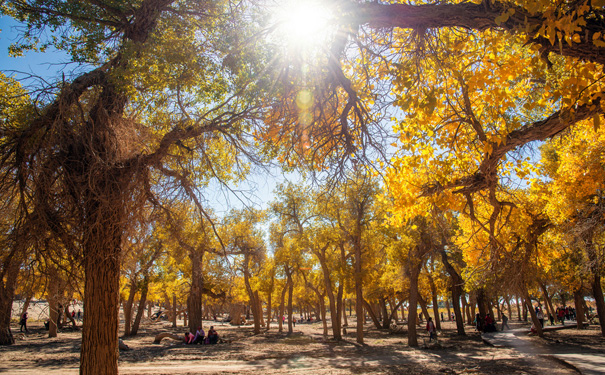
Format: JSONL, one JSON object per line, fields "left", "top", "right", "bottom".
{"left": 2, "top": 319, "right": 599, "bottom": 374}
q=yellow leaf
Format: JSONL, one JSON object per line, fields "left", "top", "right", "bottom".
{"left": 594, "top": 113, "right": 601, "bottom": 132}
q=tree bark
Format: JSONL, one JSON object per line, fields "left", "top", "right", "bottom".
{"left": 363, "top": 298, "right": 382, "bottom": 329}
{"left": 130, "top": 276, "right": 148, "bottom": 336}
{"left": 574, "top": 289, "right": 585, "bottom": 330}
{"left": 123, "top": 279, "right": 137, "bottom": 336}
{"left": 188, "top": 249, "right": 203, "bottom": 333}
{"left": 0, "top": 255, "right": 21, "bottom": 345}
{"left": 287, "top": 272, "right": 294, "bottom": 334}
{"left": 522, "top": 287, "right": 543, "bottom": 337}
{"left": 407, "top": 258, "right": 422, "bottom": 347}
{"left": 591, "top": 274, "right": 605, "bottom": 336}
{"left": 47, "top": 266, "right": 59, "bottom": 338}
{"left": 80, "top": 214, "right": 122, "bottom": 375}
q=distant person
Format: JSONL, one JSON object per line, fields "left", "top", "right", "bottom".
{"left": 441, "top": 312, "right": 444, "bottom": 322}
{"left": 185, "top": 331, "right": 195, "bottom": 344}
{"left": 193, "top": 326, "right": 205, "bottom": 344}
{"left": 484, "top": 313, "right": 496, "bottom": 332}
{"left": 557, "top": 307, "right": 565, "bottom": 325}
{"left": 20, "top": 312, "right": 28, "bottom": 332}
{"left": 536, "top": 309, "right": 544, "bottom": 328}
{"left": 548, "top": 313, "right": 555, "bottom": 326}
{"left": 208, "top": 326, "right": 219, "bottom": 344}
{"left": 501, "top": 313, "right": 510, "bottom": 331}
{"left": 293, "top": 317, "right": 296, "bottom": 327}
{"left": 474, "top": 313, "right": 483, "bottom": 332}
{"left": 77, "top": 309, "right": 82, "bottom": 321}
{"left": 426, "top": 317, "right": 437, "bottom": 342}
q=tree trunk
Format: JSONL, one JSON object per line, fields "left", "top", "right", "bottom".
{"left": 363, "top": 298, "right": 382, "bottom": 329}
{"left": 438, "top": 246, "right": 465, "bottom": 334}
{"left": 427, "top": 273, "right": 441, "bottom": 330}
{"left": 287, "top": 273, "right": 294, "bottom": 333}
{"left": 20, "top": 295, "right": 32, "bottom": 318}
{"left": 0, "top": 255, "right": 21, "bottom": 345}
{"left": 574, "top": 289, "right": 585, "bottom": 329}
{"left": 591, "top": 273, "right": 605, "bottom": 336}
{"left": 257, "top": 291, "right": 265, "bottom": 327}
{"left": 188, "top": 249, "right": 203, "bottom": 333}
{"left": 516, "top": 296, "right": 522, "bottom": 321}
{"left": 522, "top": 287, "right": 543, "bottom": 337}
{"left": 380, "top": 297, "right": 391, "bottom": 329}
{"left": 130, "top": 276, "right": 148, "bottom": 336}
{"left": 278, "top": 282, "right": 287, "bottom": 333}
{"left": 390, "top": 298, "right": 400, "bottom": 322}
{"left": 354, "top": 243, "right": 364, "bottom": 344}
{"left": 407, "top": 259, "right": 422, "bottom": 347}
{"left": 123, "top": 278, "right": 137, "bottom": 336}
{"left": 317, "top": 251, "right": 341, "bottom": 340}
{"left": 541, "top": 284, "right": 555, "bottom": 321}
{"left": 266, "top": 289, "right": 272, "bottom": 331}
{"left": 418, "top": 295, "right": 431, "bottom": 324}
{"left": 47, "top": 266, "right": 59, "bottom": 338}
{"left": 80, "top": 216, "right": 122, "bottom": 374}
{"left": 171, "top": 294, "right": 177, "bottom": 328}
{"left": 64, "top": 305, "right": 77, "bottom": 328}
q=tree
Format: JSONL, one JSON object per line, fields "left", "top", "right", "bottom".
{"left": 0, "top": 1, "right": 270, "bottom": 372}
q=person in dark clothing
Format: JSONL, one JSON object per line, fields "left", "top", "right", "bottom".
{"left": 208, "top": 326, "right": 219, "bottom": 344}
{"left": 19, "top": 312, "right": 28, "bottom": 333}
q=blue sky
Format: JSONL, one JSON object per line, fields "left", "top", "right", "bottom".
{"left": 0, "top": 16, "right": 299, "bottom": 214}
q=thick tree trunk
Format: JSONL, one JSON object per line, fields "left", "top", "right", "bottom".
{"left": 188, "top": 249, "right": 203, "bottom": 333}
{"left": 130, "top": 276, "right": 148, "bottom": 336}
{"left": 80, "top": 219, "right": 122, "bottom": 374}
{"left": 0, "top": 255, "right": 21, "bottom": 345}
{"left": 418, "top": 295, "right": 431, "bottom": 323}
{"left": 257, "top": 291, "right": 265, "bottom": 327}
{"left": 407, "top": 260, "right": 421, "bottom": 347}
{"left": 574, "top": 289, "right": 585, "bottom": 329}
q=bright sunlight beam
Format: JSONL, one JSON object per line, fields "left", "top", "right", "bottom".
{"left": 272, "top": 0, "right": 334, "bottom": 49}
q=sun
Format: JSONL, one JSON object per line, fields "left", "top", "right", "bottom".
{"left": 272, "top": 0, "right": 335, "bottom": 49}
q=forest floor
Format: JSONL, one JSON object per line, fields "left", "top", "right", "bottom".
{"left": 2, "top": 316, "right": 604, "bottom": 374}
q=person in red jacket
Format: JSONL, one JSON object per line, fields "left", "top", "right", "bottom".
{"left": 426, "top": 317, "right": 437, "bottom": 342}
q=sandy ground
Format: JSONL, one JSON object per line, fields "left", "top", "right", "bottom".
{"left": 3, "top": 311, "right": 605, "bottom": 375}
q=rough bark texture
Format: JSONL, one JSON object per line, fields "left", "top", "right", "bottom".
{"left": 0, "top": 255, "right": 21, "bottom": 345}
{"left": 188, "top": 249, "right": 203, "bottom": 333}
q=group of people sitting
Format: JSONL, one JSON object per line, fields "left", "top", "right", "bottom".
{"left": 185, "top": 326, "right": 219, "bottom": 345}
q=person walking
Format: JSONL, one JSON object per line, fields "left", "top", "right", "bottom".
{"left": 20, "top": 311, "right": 28, "bottom": 333}
{"left": 426, "top": 317, "right": 437, "bottom": 342}
{"left": 501, "top": 313, "right": 510, "bottom": 331}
